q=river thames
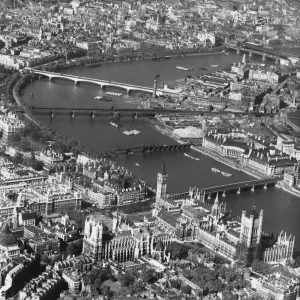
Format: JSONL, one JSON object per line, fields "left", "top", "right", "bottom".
{"left": 23, "top": 49, "right": 300, "bottom": 251}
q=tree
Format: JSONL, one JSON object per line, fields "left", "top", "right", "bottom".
{"left": 40, "top": 254, "right": 50, "bottom": 265}
{"left": 32, "top": 160, "right": 44, "bottom": 171}
{"left": 251, "top": 259, "right": 272, "bottom": 276}
{"left": 66, "top": 242, "right": 76, "bottom": 256}
{"left": 128, "top": 280, "right": 144, "bottom": 295}
{"left": 94, "top": 278, "right": 102, "bottom": 290}
{"left": 119, "top": 271, "right": 135, "bottom": 287}
{"left": 12, "top": 152, "right": 23, "bottom": 165}
{"left": 88, "top": 268, "right": 102, "bottom": 285}
{"left": 181, "top": 285, "right": 192, "bottom": 295}
{"left": 169, "top": 279, "right": 180, "bottom": 289}
{"left": 10, "top": 133, "right": 21, "bottom": 144}
{"left": 141, "top": 268, "right": 157, "bottom": 284}
{"left": 100, "top": 285, "right": 111, "bottom": 298}
{"left": 167, "top": 242, "right": 188, "bottom": 259}
{"left": 206, "top": 278, "right": 223, "bottom": 293}
{"left": 181, "top": 269, "right": 193, "bottom": 280}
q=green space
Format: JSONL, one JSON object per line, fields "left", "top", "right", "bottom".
{"left": 101, "top": 280, "right": 122, "bottom": 293}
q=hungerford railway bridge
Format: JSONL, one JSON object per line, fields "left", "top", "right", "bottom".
{"left": 30, "top": 107, "right": 275, "bottom": 118}
{"left": 102, "top": 143, "right": 197, "bottom": 157}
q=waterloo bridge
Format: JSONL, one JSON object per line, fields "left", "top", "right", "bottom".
{"left": 32, "top": 70, "right": 179, "bottom": 96}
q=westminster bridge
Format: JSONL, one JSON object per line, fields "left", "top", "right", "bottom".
{"left": 198, "top": 177, "right": 280, "bottom": 200}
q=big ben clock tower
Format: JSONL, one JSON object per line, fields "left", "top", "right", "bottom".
{"left": 156, "top": 161, "right": 168, "bottom": 200}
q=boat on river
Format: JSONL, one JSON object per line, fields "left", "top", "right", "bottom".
{"left": 105, "top": 92, "right": 122, "bottom": 97}
{"left": 131, "top": 130, "right": 141, "bottom": 135}
{"left": 221, "top": 171, "right": 232, "bottom": 177}
{"left": 135, "top": 163, "right": 140, "bottom": 167}
{"left": 176, "top": 66, "right": 191, "bottom": 71}
{"left": 184, "top": 153, "right": 191, "bottom": 158}
{"left": 110, "top": 121, "right": 119, "bottom": 127}
{"left": 123, "top": 130, "right": 134, "bottom": 136}
{"left": 211, "top": 65, "right": 219, "bottom": 67}
{"left": 95, "top": 95, "right": 112, "bottom": 101}
{"left": 211, "top": 168, "right": 220, "bottom": 172}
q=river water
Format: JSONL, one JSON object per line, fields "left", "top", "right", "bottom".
{"left": 23, "top": 50, "right": 300, "bottom": 251}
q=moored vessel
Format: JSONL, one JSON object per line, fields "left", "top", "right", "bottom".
{"left": 123, "top": 130, "right": 134, "bottom": 136}
{"left": 131, "top": 130, "right": 141, "bottom": 135}
{"left": 110, "top": 121, "right": 119, "bottom": 127}
{"left": 221, "top": 171, "right": 232, "bottom": 177}
{"left": 176, "top": 66, "right": 191, "bottom": 71}
{"left": 95, "top": 95, "right": 112, "bottom": 101}
{"left": 105, "top": 92, "right": 122, "bottom": 97}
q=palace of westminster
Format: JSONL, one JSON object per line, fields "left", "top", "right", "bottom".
{"left": 82, "top": 163, "right": 295, "bottom": 266}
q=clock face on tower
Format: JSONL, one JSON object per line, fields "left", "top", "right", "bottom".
{"left": 158, "top": 173, "right": 167, "bottom": 183}
{"left": 157, "top": 175, "right": 163, "bottom": 183}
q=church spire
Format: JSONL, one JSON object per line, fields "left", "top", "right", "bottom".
{"left": 161, "top": 161, "right": 167, "bottom": 175}
{"left": 213, "top": 193, "right": 219, "bottom": 206}
{"left": 211, "top": 193, "right": 220, "bottom": 220}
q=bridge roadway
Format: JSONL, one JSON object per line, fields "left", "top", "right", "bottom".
{"left": 103, "top": 143, "right": 194, "bottom": 156}
{"left": 201, "top": 178, "right": 279, "bottom": 196}
{"left": 32, "top": 70, "right": 179, "bottom": 96}
{"left": 30, "top": 107, "right": 275, "bottom": 117}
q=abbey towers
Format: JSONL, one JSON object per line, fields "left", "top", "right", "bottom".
{"left": 82, "top": 216, "right": 103, "bottom": 261}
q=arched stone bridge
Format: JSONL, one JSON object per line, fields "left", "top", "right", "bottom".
{"left": 32, "top": 70, "right": 180, "bottom": 96}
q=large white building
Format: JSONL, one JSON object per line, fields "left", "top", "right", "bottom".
{"left": 0, "top": 113, "right": 25, "bottom": 139}
{"left": 249, "top": 70, "right": 280, "bottom": 83}
{"left": 38, "top": 150, "right": 64, "bottom": 166}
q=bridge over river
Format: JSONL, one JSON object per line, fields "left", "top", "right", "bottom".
{"left": 198, "top": 177, "right": 279, "bottom": 200}
{"left": 29, "top": 107, "right": 275, "bottom": 118}
{"left": 227, "top": 46, "right": 282, "bottom": 61}
{"left": 32, "top": 70, "right": 179, "bottom": 96}
{"left": 103, "top": 143, "right": 195, "bottom": 157}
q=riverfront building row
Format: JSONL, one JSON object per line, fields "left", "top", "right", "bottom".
{"left": 202, "top": 129, "right": 300, "bottom": 178}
